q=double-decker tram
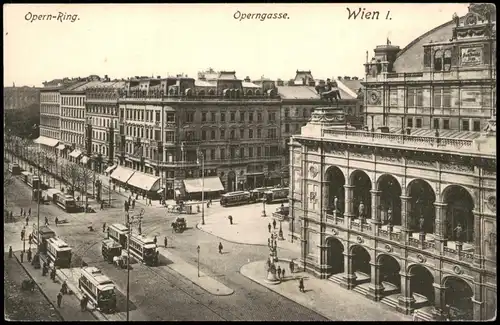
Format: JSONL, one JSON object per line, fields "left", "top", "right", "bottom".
{"left": 53, "top": 193, "right": 77, "bottom": 212}
{"left": 79, "top": 267, "right": 117, "bottom": 313}
{"left": 220, "top": 191, "right": 251, "bottom": 207}
{"left": 32, "top": 224, "right": 56, "bottom": 253}
{"left": 108, "top": 223, "right": 128, "bottom": 249}
{"left": 20, "top": 171, "right": 32, "bottom": 184}
{"left": 27, "top": 174, "right": 40, "bottom": 189}
{"left": 264, "top": 188, "right": 289, "bottom": 204}
{"left": 8, "top": 163, "right": 21, "bottom": 175}
{"left": 249, "top": 187, "right": 275, "bottom": 202}
{"left": 127, "top": 233, "right": 157, "bottom": 266}
{"left": 46, "top": 237, "right": 72, "bottom": 268}
{"left": 101, "top": 239, "right": 122, "bottom": 263}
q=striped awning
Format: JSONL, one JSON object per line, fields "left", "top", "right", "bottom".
{"left": 34, "top": 136, "right": 59, "bottom": 147}
{"left": 69, "top": 150, "right": 82, "bottom": 158}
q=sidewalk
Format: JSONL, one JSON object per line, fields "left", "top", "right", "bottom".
{"left": 240, "top": 260, "right": 412, "bottom": 322}
{"left": 157, "top": 247, "right": 234, "bottom": 296}
{"left": 197, "top": 203, "right": 301, "bottom": 254}
{"left": 13, "top": 251, "right": 98, "bottom": 321}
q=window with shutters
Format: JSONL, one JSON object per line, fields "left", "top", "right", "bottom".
{"left": 239, "top": 148, "right": 244, "bottom": 158}
{"left": 221, "top": 112, "right": 225, "bottom": 122}
{"left": 202, "top": 130, "right": 207, "bottom": 140}
{"left": 220, "top": 129, "right": 225, "bottom": 139}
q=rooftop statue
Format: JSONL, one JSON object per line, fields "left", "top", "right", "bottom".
{"left": 315, "top": 78, "right": 341, "bottom": 103}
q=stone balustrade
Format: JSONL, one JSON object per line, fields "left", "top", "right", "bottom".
{"left": 321, "top": 128, "right": 482, "bottom": 154}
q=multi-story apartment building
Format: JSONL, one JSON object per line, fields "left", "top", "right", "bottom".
{"left": 116, "top": 72, "right": 282, "bottom": 199}
{"left": 84, "top": 80, "right": 126, "bottom": 173}
{"left": 38, "top": 78, "right": 85, "bottom": 156}
{"left": 289, "top": 4, "right": 496, "bottom": 321}
{"left": 59, "top": 76, "right": 103, "bottom": 161}
{"left": 278, "top": 71, "right": 363, "bottom": 175}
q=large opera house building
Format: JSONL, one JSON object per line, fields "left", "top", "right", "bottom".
{"left": 288, "top": 4, "right": 496, "bottom": 321}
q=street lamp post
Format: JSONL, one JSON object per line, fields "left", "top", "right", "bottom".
{"left": 197, "top": 152, "right": 205, "bottom": 225}
{"left": 197, "top": 245, "right": 200, "bottom": 277}
{"left": 125, "top": 208, "right": 144, "bottom": 322}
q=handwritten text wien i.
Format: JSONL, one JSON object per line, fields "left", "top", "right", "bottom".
{"left": 347, "top": 8, "right": 392, "bottom": 20}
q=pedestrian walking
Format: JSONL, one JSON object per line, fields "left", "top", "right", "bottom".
{"left": 273, "top": 240, "right": 277, "bottom": 248}
{"left": 299, "top": 278, "right": 305, "bottom": 293}
{"left": 27, "top": 249, "right": 32, "bottom": 262}
{"left": 273, "top": 219, "right": 277, "bottom": 229}
{"left": 45, "top": 216, "right": 49, "bottom": 226}
{"left": 268, "top": 238, "right": 271, "bottom": 247}
{"left": 149, "top": 198, "right": 152, "bottom": 206}
{"left": 20, "top": 208, "right": 23, "bottom": 217}
{"left": 281, "top": 268, "right": 285, "bottom": 279}
{"left": 42, "top": 262, "right": 48, "bottom": 276}
{"left": 268, "top": 223, "right": 271, "bottom": 233}
{"left": 55, "top": 217, "right": 59, "bottom": 226}
{"left": 50, "top": 268, "right": 56, "bottom": 282}
{"left": 289, "top": 260, "right": 295, "bottom": 274}
{"left": 80, "top": 296, "right": 87, "bottom": 311}
{"left": 103, "top": 222, "right": 106, "bottom": 233}
{"left": 8, "top": 246, "right": 13, "bottom": 258}
{"left": 57, "top": 292, "right": 63, "bottom": 308}
{"left": 23, "top": 210, "right": 26, "bottom": 217}
{"left": 132, "top": 199, "right": 135, "bottom": 210}
{"left": 277, "top": 265, "right": 282, "bottom": 279}
{"left": 218, "top": 242, "right": 223, "bottom": 254}
{"left": 20, "top": 251, "right": 24, "bottom": 263}
{"left": 164, "top": 236, "right": 168, "bottom": 248}
{"left": 100, "top": 201, "right": 104, "bottom": 210}
{"left": 153, "top": 236, "right": 157, "bottom": 245}
{"left": 28, "top": 208, "right": 31, "bottom": 217}
{"left": 61, "top": 281, "right": 68, "bottom": 295}
{"left": 228, "top": 215, "right": 233, "bottom": 225}
{"left": 25, "top": 216, "right": 29, "bottom": 226}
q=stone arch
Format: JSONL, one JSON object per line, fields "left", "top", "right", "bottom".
{"left": 325, "top": 166, "right": 346, "bottom": 215}
{"left": 377, "top": 254, "right": 402, "bottom": 293}
{"left": 442, "top": 185, "right": 475, "bottom": 243}
{"left": 441, "top": 184, "right": 476, "bottom": 207}
{"left": 197, "top": 90, "right": 206, "bottom": 96}
{"left": 406, "top": 179, "right": 436, "bottom": 233}
{"left": 208, "top": 89, "right": 215, "bottom": 96}
{"left": 408, "top": 263, "right": 435, "bottom": 306}
{"left": 350, "top": 244, "right": 372, "bottom": 280}
{"left": 442, "top": 276, "right": 474, "bottom": 320}
{"left": 325, "top": 236, "right": 344, "bottom": 275}
{"left": 246, "top": 89, "right": 254, "bottom": 96}
{"left": 349, "top": 170, "right": 372, "bottom": 220}
{"left": 376, "top": 174, "right": 403, "bottom": 226}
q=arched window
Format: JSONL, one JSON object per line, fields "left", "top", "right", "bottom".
{"left": 443, "top": 50, "right": 452, "bottom": 71}
{"left": 434, "top": 50, "right": 443, "bottom": 71}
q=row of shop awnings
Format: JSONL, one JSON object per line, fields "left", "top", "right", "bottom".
{"left": 183, "top": 176, "right": 224, "bottom": 193}
{"left": 110, "top": 166, "right": 161, "bottom": 192}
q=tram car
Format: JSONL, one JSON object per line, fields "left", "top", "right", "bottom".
{"left": 264, "top": 188, "right": 289, "bottom": 204}
{"left": 79, "top": 267, "right": 117, "bottom": 313}
{"left": 220, "top": 191, "right": 251, "bottom": 207}
{"left": 46, "top": 237, "right": 72, "bottom": 268}
{"left": 8, "top": 163, "right": 21, "bottom": 175}
{"left": 20, "top": 171, "right": 32, "bottom": 184}
{"left": 108, "top": 223, "right": 128, "bottom": 249}
{"left": 32, "top": 224, "right": 56, "bottom": 253}
{"left": 27, "top": 174, "right": 40, "bottom": 189}
{"left": 249, "top": 187, "right": 275, "bottom": 202}
{"left": 127, "top": 233, "right": 157, "bottom": 266}
{"left": 53, "top": 193, "right": 78, "bottom": 213}
{"left": 101, "top": 239, "right": 122, "bottom": 264}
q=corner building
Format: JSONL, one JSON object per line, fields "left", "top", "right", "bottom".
{"left": 290, "top": 5, "right": 496, "bottom": 321}
{"left": 117, "top": 72, "right": 283, "bottom": 199}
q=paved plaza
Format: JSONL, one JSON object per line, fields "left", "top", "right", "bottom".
{"left": 240, "top": 260, "right": 412, "bottom": 322}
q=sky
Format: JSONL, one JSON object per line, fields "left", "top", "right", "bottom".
{"left": 4, "top": 3, "right": 470, "bottom": 87}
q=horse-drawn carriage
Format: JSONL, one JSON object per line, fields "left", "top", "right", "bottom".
{"left": 166, "top": 203, "right": 193, "bottom": 214}
{"left": 31, "top": 253, "right": 41, "bottom": 269}
{"left": 171, "top": 217, "right": 187, "bottom": 233}
{"left": 113, "top": 252, "right": 130, "bottom": 269}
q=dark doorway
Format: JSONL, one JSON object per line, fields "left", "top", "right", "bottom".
{"left": 444, "top": 277, "right": 473, "bottom": 320}
{"left": 409, "top": 265, "right": 435, "bottom": 305}
{"left": 378, "top": 254, "right": 401, "bottom": 292}
{"left": 351, "top": 245, "right": 371, "bottom": 277}
{"left": 378, "top": 175, "right": 402, "bottom": 225}
{"left": 351, "top": 170, "right": 372, "bottom": 219}
{"left": 325, "top": 166, "right": 345, "bottom": 215}
{"left": 443, "top": 186, "right": 475, "bottom": 243}
{"left": 326, "top": 237, "right": 344, "bottom": 275}
{"left": 408, "top": 179, "right": 436, "bottom": 233}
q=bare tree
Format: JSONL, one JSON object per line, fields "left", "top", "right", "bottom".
{"left": 63, "top": 163, "right": 81, "bottom": 197}
{"left": 4, "top": 164, "right": 14, "bottom": 207}
{"left": 80, "top": 165, "right": 93, "bottom": 207}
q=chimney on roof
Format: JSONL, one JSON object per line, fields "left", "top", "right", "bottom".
{"left": 277, "top": 79, "right": 284, "bottom": 86}
{"left": 244, "top": 76, "right": 251, "bottom": 82}
{"left": 157, "top": 76, "right": 161, "bottom": 79}
{"left": 337, "top": 76, "right": 342, "bottom": 80}
{"left": 344, "top": 76, "right": 351, "bottom": 80}
{"left": 352, "top": 77, "right": 359, "bottom": 80}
